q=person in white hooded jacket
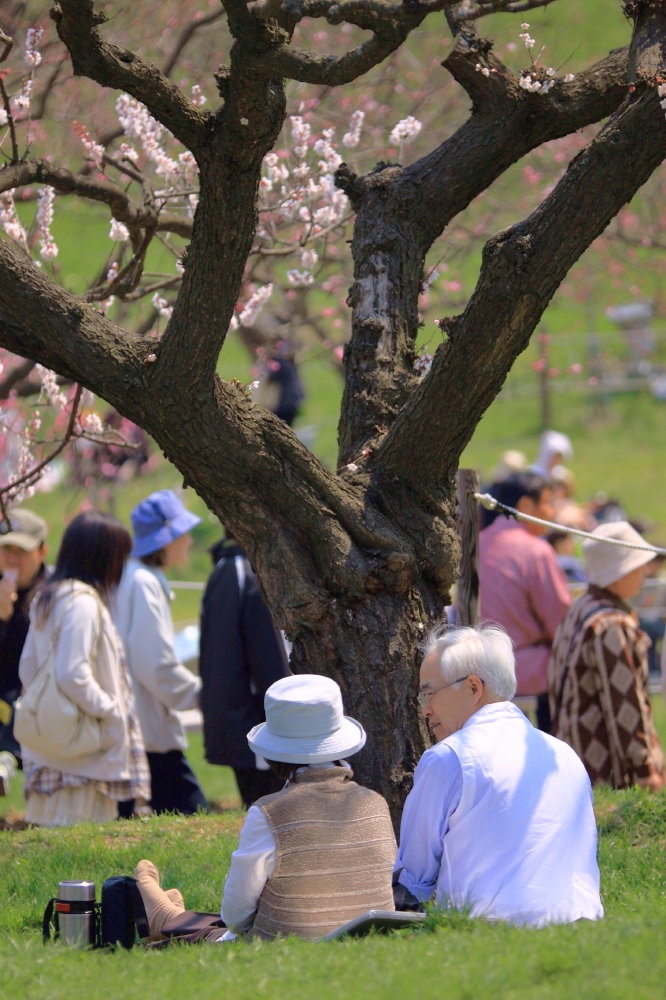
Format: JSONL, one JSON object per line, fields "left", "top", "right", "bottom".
{"left": 113, "top": 490, "right": 208, "bottom": 816}
{"left": 19, "top": 511, "right": 149, "bottom": 826}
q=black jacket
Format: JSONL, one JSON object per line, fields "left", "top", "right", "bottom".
{"left": 199, "top": 543, "right": 290, "bottom": 768}
{"left": 0, "top": 562, "right": 48, "bottom": 756}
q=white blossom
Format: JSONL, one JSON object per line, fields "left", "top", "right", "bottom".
{"left": 25, "top": 27, "right": 44, "bottom": 67}
{"left": 36, "top": 187, "right": 58, "bottom": 260}
{"left": 287, "top": 269, "right": 314, "bottom": 286}
{"left": 109, "top": 218, "right": 129, "bottom": 241}
{"left": 0, "top": 190, "right": 28, "bottom": 248}
{"left": 190, "top": 85, "right": 206, "bottom": 107}
{"left": 36, "top": 365, "right": 68, "bottom": 409}
{"left": 300, "top": 248, "right": 318, "bottom": 269}
{"left": 342, "top": 110, "right": 364, "bottom": 149}
{"left": 239, "top": 283, "right": 274, "bottom": 326}
{"left": 152, "top": 293, "right": 173, "bottom": 319}
{"left": 389, "top": 116, "right": 422, "bottom": 146}
{"left": 83, "top": 412, "right": 104, "bottom": 435}
{"left": 11, "top": 79, "right": 32, "bottom": 116}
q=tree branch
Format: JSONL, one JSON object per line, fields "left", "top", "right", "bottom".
{"left": 0, "top": 358, "right": 35, "bottom": 400}
{"left": 373, "top": 86, "right": 666, "bottom": 492}
{"left": 457, "top": 0, "right": 561, "bottom": 19}
{"left": 50, "top": 0, "right": 207, "bottom": 153}
{"left": 264, "top": 31, "right": 417, "bottom": 85}
{"left": 162, "top": 10, "right": 225, "bottom": 78}
{"left": 0, "top": 160, "right": 193, "bottom": 239}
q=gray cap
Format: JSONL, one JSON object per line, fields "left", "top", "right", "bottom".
{"left": 0, "top": 509, "right": 48, "bottom": 551}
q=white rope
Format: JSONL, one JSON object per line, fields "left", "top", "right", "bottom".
{"left": 474, "top": 492, "right": 666, "bottom": 556}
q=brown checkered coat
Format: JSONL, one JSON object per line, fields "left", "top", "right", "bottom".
{"left": 548, "top": 585, "right": 664, "bottom": 789}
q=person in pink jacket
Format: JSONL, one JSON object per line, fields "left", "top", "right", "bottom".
{"left": 479, "top": 471, "right": 571, "bottom": 732}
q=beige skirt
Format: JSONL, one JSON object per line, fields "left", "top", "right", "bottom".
{"left": 25, "top": 785, "right": 117, "bottom": 827}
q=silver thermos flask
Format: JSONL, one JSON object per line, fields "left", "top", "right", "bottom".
{"left": 56, "top": 880, "right": 96, "bottom": 947}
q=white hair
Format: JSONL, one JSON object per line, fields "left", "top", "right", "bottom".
{"left": 422, "top": 622, "right": 517, "bottom": 701}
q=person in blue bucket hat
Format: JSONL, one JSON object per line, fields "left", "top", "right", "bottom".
{"left": 112, "top": 491, "right": 209, "bottom": 817}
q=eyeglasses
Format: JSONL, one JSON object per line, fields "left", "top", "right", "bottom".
{"left": 417, "top": 675, "right": 470, "bottom": 709}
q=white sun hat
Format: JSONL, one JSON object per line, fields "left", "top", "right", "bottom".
{"left": 247, "top": 674, "right": 366, "bottom": 765}
{"left": 583, "top": 520, "right": 657, "bottom": 589}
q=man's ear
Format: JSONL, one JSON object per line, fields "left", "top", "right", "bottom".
{"left": 468, "top": 675, "right": 484, "bottom": 704}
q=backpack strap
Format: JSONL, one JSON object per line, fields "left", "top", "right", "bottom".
{"left": 42, "top": 897, "right": 58, "bottom": 943}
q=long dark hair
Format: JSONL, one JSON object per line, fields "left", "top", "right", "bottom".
{"left": 36, "top": 511, "right": 131, "bottom": 616}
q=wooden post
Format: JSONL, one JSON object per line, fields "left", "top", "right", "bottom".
{"left": 456, "top": 468, "right": 480, "bottom": 627}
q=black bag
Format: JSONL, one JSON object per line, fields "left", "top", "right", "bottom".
{"left": 100, "top": 876, "right": 149, "bottom": 949}
{"left": 42, "top": 876, "right": 149, "bottom": 949}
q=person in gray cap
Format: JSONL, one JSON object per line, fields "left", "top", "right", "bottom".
{"left": 548, "top": 521, "right": 664, "bottom": 790}
{"left": 132, "top": 674, "right": 396, "bottom": 943}
{"left": 0, "top": 508, "right": 49, "bottom": 765}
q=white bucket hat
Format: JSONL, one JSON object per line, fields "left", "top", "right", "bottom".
{"left": 584, "top": 521, "right": 656, "bottom": 589}
{"left": 247, "top": 674, "right": 366, "bottom": 765}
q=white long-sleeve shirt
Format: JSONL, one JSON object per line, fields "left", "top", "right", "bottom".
{"left": 397, "top": 702, "right": 604, "bottom": 927}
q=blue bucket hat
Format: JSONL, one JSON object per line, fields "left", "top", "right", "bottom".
{"left": 130, "top": 490, "right": 201, "bottom": 559}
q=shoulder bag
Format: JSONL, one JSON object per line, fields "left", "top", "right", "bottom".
{"left": 14, "top": 585, "right": 105, "bottom": 760}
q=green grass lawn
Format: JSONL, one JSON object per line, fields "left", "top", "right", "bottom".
{"left": 1, "top": 779, "right": 665, "bottom": 1000}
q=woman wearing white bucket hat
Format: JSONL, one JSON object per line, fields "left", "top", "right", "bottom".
{"left": 133, "top": 674, "right": 397, "bottom": 943}
{"left": 548, "top": 521, "right": 664, "bottom": 790}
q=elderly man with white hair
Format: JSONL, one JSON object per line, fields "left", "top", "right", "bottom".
{"left": 395, "top": 624, "right": 604, "bottom": 927}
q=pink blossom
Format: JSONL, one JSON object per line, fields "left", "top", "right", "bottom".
{"left": 73, "top": 121, "right": 105, "bottom": 171}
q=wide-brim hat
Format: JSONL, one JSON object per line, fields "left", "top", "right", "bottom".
{"left": 0, "top": 509, "right": 47, "bottom": 551}
{"left": 130, "top": 490, "right": 201, "bottom": 559}
{"left": 247, "top": 674, "right": 366, "bottom": 765}
{"left": 584, "top": 520, "right": 657, "bottom": 589}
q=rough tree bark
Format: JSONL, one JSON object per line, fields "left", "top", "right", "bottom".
{"left": 0, "top": 0, "right": 664, "bottom": 821}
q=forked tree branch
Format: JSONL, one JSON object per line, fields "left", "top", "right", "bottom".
{"left": 373, "top": 85, "right": 666, "bottom": 492}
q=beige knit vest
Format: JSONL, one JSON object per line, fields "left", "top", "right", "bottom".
{"left": 252, "top": 766, "right": 396, "bottom": 940}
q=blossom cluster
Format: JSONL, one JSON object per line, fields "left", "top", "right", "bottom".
{"left": 152, "top": 293, "right": 173, "bottom": 319}
{"left": 36, "top": 187, "right": 58, "bottom": 260}
{"left": 256, "top": 115, "right": 354, "bottom": 287}
{"left": 388, "top": 115, "right": 422, "bottom": 147}
{"left": 25, "top": 27, "right": 44, "bottom": 68}
{"left": 73, "top": 121, "right": 105, "bottom": 171}
{"left": 239, "top": 283, "right": 274, "bottom": 326}
{"left": 0, "top": 191, "right": 28, "bottom": 250}
{"left": 342, "top": 110, "right": 364, "bottom": 149}
{"left": 115, "top": 94, "right": 199, "bottom": 216}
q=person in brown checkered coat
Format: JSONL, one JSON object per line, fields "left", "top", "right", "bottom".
{"left": 548, "top": 521, "right": 665, "bottom": 791}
